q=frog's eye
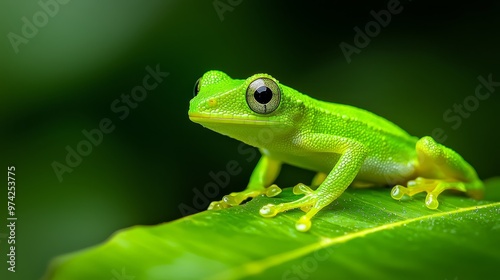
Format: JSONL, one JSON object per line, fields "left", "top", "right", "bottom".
{"left": 246, "top": 78, "right": 281, "bottom": 114}
{"left": 193, "top": 78, "right": 201, "bottom": 97}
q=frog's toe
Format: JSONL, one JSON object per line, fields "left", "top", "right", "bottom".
{"left": 210, "top": 185, "right": 283, "bottom": 210}
{"left": 390, "top": 185, "right": 406, "bottom": 200}
{"left": 259, "top": 183, "right": 327, "bottom": 232}
{"left": 222, "top": 186, "right": 280, "bottom": 206}
{"left": 292, "top": 183, "right": 314, "bottom": 195}
{"left": 259, "top": 198, "right": 319, "bottom": 232}
{"left": 259, "top": 195, "right": 316, "bottom": 217}
{"left": 425, "top": 192, "right": 439, "bottom": 209}
{"left": 391, "top": 177, "right": 467, "bottom": 209}
{"left": 264, "top": 184, "right": 282, "bottom": 197}
{"left": 296, "top": 215, "right": 312, "bottom": 232}
{"left": 222, "top": 193, "right": 243, "bottom": 206}
{"left": 259, "top": 204, "right": 279, "bottom": 217}
{"left": 208, "top": 200, "right": 231, "bottom": 210}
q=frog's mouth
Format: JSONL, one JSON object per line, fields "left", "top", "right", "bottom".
{"left": 188, "top": 112, "right": 278, "bottom": 126}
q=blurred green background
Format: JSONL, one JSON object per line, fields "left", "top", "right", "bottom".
{"left": 0, "top": 0, "right": 499, "bottom": 279}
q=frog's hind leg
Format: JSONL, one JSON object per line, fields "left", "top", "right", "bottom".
{"left": 391, "top": 136, "right": 484, "bottom": 209}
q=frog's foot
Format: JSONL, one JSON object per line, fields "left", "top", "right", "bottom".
{"left": 208, "top": 184, "right": 282, "bottom": 210}
{"left": 259, "top": 183, "right": 326, "bottom": 232}
{"left": 390, "top": 177, "right": 466, "bottom": 209}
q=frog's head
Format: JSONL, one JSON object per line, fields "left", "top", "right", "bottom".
{"left": 188, "top": 71, "right": 304, "bottom": 146}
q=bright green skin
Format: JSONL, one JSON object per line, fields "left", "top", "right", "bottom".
{"left": 189, "top": 70, "right": 484, "bottom": 232}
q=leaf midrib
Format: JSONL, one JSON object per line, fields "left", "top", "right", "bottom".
{"left": 209, "top": 201, "right": 500, "bottom": 280}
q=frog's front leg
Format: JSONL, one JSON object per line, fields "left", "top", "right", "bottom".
{"left": 260, "top": 135, "right": 368, "bottom": 232}
{"left": 208, "top": 154, "right": 282, "bottom": 210}
{"left": 391, "top": 136, "right": 484, "bottom": 209}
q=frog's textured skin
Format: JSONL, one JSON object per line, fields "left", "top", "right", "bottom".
{"left": 189, "top": 71, "right": 484, "bottom": 232}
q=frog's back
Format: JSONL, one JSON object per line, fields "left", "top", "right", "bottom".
{"left": 313, "top": 98, "right": 414, "bottom": 140}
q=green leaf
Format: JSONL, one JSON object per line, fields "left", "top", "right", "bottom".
{"left": 44, "top": 186, "right": 500, "bottom": 280}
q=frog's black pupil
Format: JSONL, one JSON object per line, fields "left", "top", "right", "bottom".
{"left": 254, "top": 86, "right": 273, "bottom": 104}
